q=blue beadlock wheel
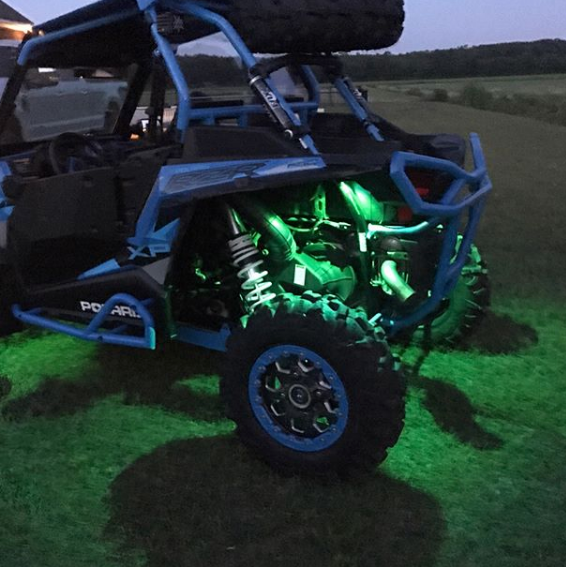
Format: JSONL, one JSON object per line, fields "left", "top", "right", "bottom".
{"left": 221, "top": 292, "right": 405, "bottom": 475}
{"left": 248, "top": 345, "right": 349, "bottom": 452}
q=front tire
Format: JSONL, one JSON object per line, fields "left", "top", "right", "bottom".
{"left": 221, "top": 292, "right": 405, "bottom": 475}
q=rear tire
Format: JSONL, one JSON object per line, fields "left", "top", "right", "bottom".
{"left": 221, "top": 292, "right": 405, "bottom": 475}
{"left": 411, "top": 244, "right": 490, "bottom": 347}
{"left": 228, "top": 0, "right": 405, "bottom": 54}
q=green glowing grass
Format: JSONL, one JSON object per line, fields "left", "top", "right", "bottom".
{"left": 1, "top": 98, "right": 566, "bottom": 566}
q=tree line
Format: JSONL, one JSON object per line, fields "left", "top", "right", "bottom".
{"left": 178, "top": 39, "right": 566, "bottom": 86}
{"left": 342, "top": 39, "right": 566, "bottom": 81}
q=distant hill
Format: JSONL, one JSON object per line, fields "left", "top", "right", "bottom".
{"left": 342, "top": 40, "right": 566, "bottom": 82}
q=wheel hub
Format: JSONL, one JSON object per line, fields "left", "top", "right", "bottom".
{"left": 251, "top": 347, "right": 348, "bottom": 445}
{"left": 288, "top": 384, "right": 312, "bottom": 409}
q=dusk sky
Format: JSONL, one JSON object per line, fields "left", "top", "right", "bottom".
{"left": 12, "top": 0, "right": 566, "bottom": 53}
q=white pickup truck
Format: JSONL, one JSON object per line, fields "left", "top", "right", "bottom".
{"left": 0, "top": 39, "right": 127, "bottom": 142}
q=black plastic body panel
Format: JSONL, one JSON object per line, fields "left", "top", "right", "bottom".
{"left": 312, "top": 113, "right": 467, "bottom": 166}
{"left": 8, "top": 168, "right": 122, "bottom": 284}
{"left": 6, "top": 145, "right": 176, "bottom": 285}
{"left": 10, "top": 167, "right": 120, "bottom": 242}
{"left": 22, "top": 267, "right": 167, "bottom": 329}
{"left": 177, "top": 125, "right": 307, "bottom": 163}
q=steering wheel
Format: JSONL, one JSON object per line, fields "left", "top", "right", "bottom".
{"left": 47, "top": 132, "right": 105, "bottom": 175}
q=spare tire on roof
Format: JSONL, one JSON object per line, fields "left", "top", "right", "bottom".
{"left": 224, "top": 0, "right": 405, "bottom": 54}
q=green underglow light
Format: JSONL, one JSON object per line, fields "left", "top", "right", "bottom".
{"left": 316, "top": 416, "right": 330, "bottom": 428}
{"left": 340, "top": 181, "right": 388, "bottom": 223}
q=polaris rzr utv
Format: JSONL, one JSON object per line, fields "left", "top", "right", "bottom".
{"left": 0, "top": 0, "right": 492, "bottom": 475}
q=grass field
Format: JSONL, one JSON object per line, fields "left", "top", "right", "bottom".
{"left": 371, "top": 73, "right": 566, "bottom": 98}
{"left": 366, "top": 74, "right": 566, "bottom": 127}
{"left": 1, "top": 97, "right": 566, "bottom": 567}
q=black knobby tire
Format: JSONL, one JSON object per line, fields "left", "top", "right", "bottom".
{"left": 412, "top": 246, "right": 491, "bottom": 347}
{"left": 221, "top": 292, "right": 405, "bottom": 475}
{"left": 227, "top": 0, "right": 405, "bottom": 54}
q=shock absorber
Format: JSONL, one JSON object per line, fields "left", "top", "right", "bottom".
{"left": 229, "top": 234, "right": 277, "bottom": 311}
{"left": 223, "top": 204, "right": 276, "bottom": 312}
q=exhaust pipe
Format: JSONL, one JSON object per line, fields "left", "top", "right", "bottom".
{"left": 229, "top": 195, "right": 297, "bottom": 265}
{"left": 380, "top": 259, "right": 417, "bottom": 303}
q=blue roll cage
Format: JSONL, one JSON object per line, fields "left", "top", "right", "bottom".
{"left": 11, "top": 0, "right": 492, "bottom": 348}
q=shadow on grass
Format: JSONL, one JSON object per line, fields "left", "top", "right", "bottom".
{"left": 464, "top": 311, "right": 538, "bottom": 355}
{"left": 408, "top": 351, "right": 503, "bottom": 450}
{"left": 0, "top": 375, "right": 11, "bottom": 399}
{"left": 105, "top": 436, "right": 444, "bottom": 567}
{"left": 2, "top": 342, "right": 224, "bottom": 422}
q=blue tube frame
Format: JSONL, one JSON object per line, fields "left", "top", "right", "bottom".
{"left": 375, "top": 133, "right": 492, "bottom": 333}
{"left": 154, "top": 1, "right": 320, "bottom": 152}
{"left": 332, "top": 77, "right": 384, "bottom": 141}
{"left": 12, "top": 294, "right": 157, "bottom": 349}
{"left": 150, "top": 22, "right": 192, "bottom": 138}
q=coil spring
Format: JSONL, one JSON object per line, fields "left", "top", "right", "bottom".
{"left": 229, "top": 234, "right": 276, "bottom": 311}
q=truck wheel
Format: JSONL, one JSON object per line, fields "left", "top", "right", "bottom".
{"left": 221, "top": 292, "right": 405, "bottom": 475}
{"left": 228, "top": 0, "right": 405, "bottom": 54}
{"left": 412, "top": 245, "right": 490, "bottom": 347}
